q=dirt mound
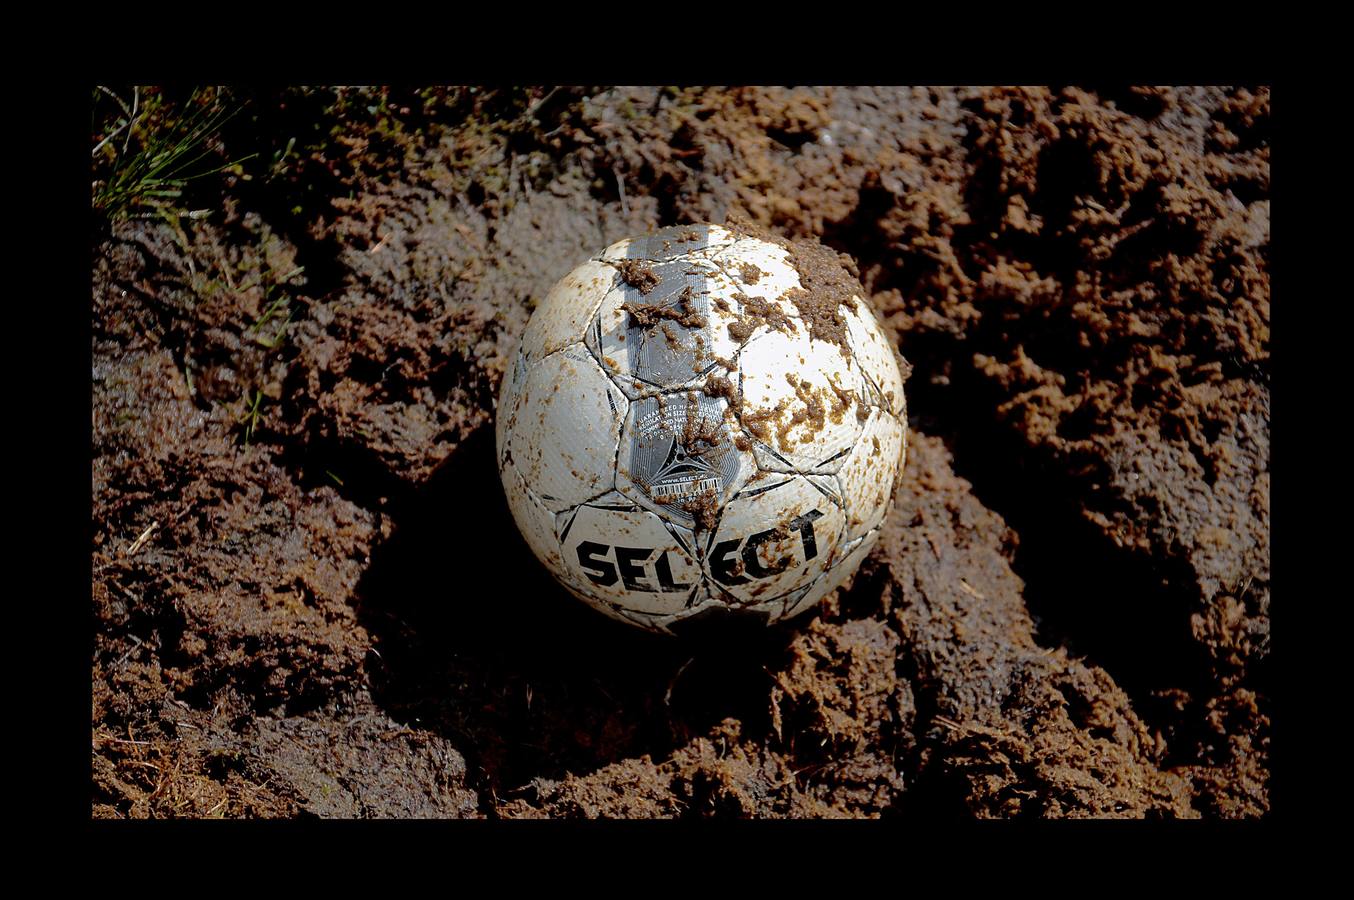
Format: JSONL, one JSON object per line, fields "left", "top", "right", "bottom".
{"left": 91, "top": 86, "right": 1268, "bottom": 817}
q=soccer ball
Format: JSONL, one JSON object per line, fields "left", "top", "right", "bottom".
{"left": 495, "top": 223, "right": 907, "bottom": 635}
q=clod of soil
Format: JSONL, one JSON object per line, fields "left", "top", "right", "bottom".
{"left": 615, "top": 259, "right": 661, "bottom": 295}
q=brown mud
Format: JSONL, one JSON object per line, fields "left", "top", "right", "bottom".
{"left": 92, "top": 86, "right": 1268, "bottom": 818}
{"left": 615, "top": 259, "right": 661, "bottom": 295}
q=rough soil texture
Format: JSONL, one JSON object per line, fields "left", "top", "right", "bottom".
{"left": 91, "top": 86, "right": 1268, "bottom": 818}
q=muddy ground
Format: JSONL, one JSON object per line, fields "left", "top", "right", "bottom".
{"left": 91, "top": 86, "right": 1269, "bottom": 818}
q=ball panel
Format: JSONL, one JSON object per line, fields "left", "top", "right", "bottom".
{"left": 702, "top": 475, "right": 846, "bottom": 605}
{"left": 709, "top": 238, "right": 802, "bottom": 305}
{"left": 553, "top": 489, "right": 639, "bottom": 532}
{"left": 520, "top": 259, "right": 618, "bottom": 360}
{"left": 802, "top": 473, "right": 846, "bottom": 511}
{"left": 743, "top": 574, "right": 853, "bottom": 623}
{"left": 596, "top": 224, "right": 738, "bottom": 263}
{"left": 556, "top": 503, "right": 703, "bottom": 617}
{"left": 495, "top": 344, "right": 529, "bottom": 469}
{"left": 748, "top": 441, "right": 798, "bottom": 476}
{"left": 510, "top": 344, "right": 626, "bottom": 513}
{"left": 837, "top": 409, "right": 905, "bottom": 547}
{"left": 678, "top": 587, "right": 731, "bottom": 619}
{"left": 736, "top": 329, "right": 866, "bottom": 474}
{"left": 779, "top": 528, "right": 880, "bottom": 622}
{"left": 587, "top": 257, "right": 743, "bottom": 398}
{"left": 843, "top": 297, "right": 905, "bottom": 418}
{"left": 752, "top": 582, "right": 812, "bottom": 621}
{"left": 671, "top": 581, "right": 779, "bottom": 631}
{"left": 853, "top": 357, "right": 886, "bottom": 411}
{"left": 501, "top": 458, "right": 567, "bottom": 577}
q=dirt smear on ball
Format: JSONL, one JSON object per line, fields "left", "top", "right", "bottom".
{"left": 622, "top": 284, "right": 706, "bottom": 330}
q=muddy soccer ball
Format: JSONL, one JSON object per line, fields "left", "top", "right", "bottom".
{"left": 495, "top": 223, "right": 907, "bottom": 635}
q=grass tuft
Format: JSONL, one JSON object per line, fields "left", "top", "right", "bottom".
{"left": 237, "top": 388, "right": 264, "bottom": 447}
{"left": 92, "top": 86, "right": 255, "bottom": 222}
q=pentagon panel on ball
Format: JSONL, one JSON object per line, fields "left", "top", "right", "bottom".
{"left": 518, "top": 258, "right": 617, "bottom": 360}
{"left": 494, "top": 222, "right": 909, "bottom": 635}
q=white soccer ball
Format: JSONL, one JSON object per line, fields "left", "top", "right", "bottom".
{"left": 495, "top": 223, "right": 907, "bottom": 635}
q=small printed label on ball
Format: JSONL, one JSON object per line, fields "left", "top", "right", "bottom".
{"left": 628, "top": 395, "right": 742, "bottom": 525}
